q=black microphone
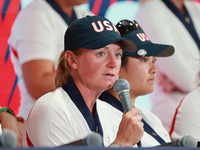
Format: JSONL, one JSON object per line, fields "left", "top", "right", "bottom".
{"left": 113, "top": 79, "right": 142, "bottom": 147}
{"left": 158, "top": 135, "right": 197, "bottom": 147}
{"left": 0, "top": 129, "right": 17, "bottom": 148}
{"left": 62, "top": 132, "right": 103, "bottom": 147}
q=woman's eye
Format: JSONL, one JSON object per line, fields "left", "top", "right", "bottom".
{"left": 97, "top": 52, "right": 104, "bottom": 56}
{"left": 115, "top": 53, "right": 122, "bottom": 58}
{"left": 153, "top": 59, "right": 157, "bottom": 63}
{"left": 142, "top": 57, "right": 148, "bottom": 62}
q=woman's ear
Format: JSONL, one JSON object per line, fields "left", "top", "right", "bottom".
{"left": 65, "top": 51, "right": 78, "bottom": 69}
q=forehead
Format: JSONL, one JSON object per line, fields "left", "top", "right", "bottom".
{"left": 126, "top": 56, "right": 156, "bottom": 65}
{"left": 87, "top": 42, "right": 122, "bottom": 51}
{"left": 132, "top": 56, "right": 157, "bottom": 59}
{"left": 101, "top": 42, "right": 122, "bottom": 50}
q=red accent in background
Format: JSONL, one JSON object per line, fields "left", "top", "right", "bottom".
{"left": 0, "top": 0, "right": 21, "bottom": 115}
{"left": 109, "top": 0, "right": 118, "bottom": 6}
{"left": 11, "top": 47, "right": 19, "bottom": 59}
{"left": 91, "top": 0, "right": 102, "bottom": 15}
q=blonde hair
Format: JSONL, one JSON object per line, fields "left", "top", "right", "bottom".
{"left": 55, "top": 51, "right": 71, "bottom": 87}
{"left": 55, "top": 49, "right": 83, "bottom": 87}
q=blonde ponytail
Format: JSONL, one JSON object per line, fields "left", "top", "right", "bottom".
{"left": 55, "top": 51, "right": 71, "bottom": 87}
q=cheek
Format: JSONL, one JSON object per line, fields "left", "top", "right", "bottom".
{"left": 133, "top": 66, "right": 146, "bottom": 79}
{"left": 83, "top": 64, "right": 99, "bottom": 77}
{"left": 130, "top": 67, "right": 147, "bottom": 87}
{"left": 138, "top": 66, "right": 149, "bottom": 77}
{"left": 116, "top": 61, "right": 122, "bottom": 72}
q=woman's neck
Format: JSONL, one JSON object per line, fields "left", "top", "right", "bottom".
{"left": 170, "top": 0, "right": 186, "bottom": 14}
{"left": 81, "top": 90, "right": 99, "bottom": 115}
{"left": 74, "top": 80, "right": 100, "bottom": 115}
{"left": 54, "top": 0, "right": 74, "bottom": 17}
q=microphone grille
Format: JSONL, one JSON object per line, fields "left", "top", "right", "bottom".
{"left": 113, "top": 79, "right": 130, "bottom": 94}
{"left": 1, "top": 129, "right": 17, "bottom": 148}
{"left": 86, "top": 132, "right": 103, "bottom": 146}
{"left": 183, "top": 135, "right": 197, "bottom": 147}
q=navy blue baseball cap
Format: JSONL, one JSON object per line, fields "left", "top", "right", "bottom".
{"left": 116, "top": 20, "right": 175, "bottom": 57}
{"left": 64, "top": 16, "right": 137, "bottom": 52}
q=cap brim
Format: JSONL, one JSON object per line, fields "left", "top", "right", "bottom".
{"left": 123, "top": 43, "right": 174, "bottom": 57}
{"left": 139, "top": 43, "right": 175, "bottom": 57}
{"left": 81, "top": 35, "right": 137, "bottom": 52}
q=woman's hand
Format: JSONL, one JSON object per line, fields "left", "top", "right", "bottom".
{"left": 113, "top": 107, "right": 144, "bottom": 147}
{"left": 0, "top": 112, "right": 25, "bottom": 147}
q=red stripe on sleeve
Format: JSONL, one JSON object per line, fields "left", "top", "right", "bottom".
{"left": 11, "top": 46, "right": 19, "bottom": 59}
{"left": 26, "top": 131, "right": 34, "bottom": 147}
{"left": 169, "top": 96, "right": 186, "bottom": 137}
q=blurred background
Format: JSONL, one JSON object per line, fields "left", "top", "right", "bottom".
{"left": 1, "top": 0, "right": 199, "bottom": 116}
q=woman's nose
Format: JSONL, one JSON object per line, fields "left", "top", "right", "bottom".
{"left": 150, "top": 63, "right": 158, "bottom": 74}
{"left": 107, "top": 55, "right": 118, "bottom": 68}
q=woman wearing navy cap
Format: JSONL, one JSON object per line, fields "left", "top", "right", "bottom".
{"left": 100, "top": 20, "right": 175, "bottom": 147}
{"left": 135, "top": 0, "right": 200, "bottom": 132}
{"left": 23, "top": 16, "right": 143, "bottom": 147}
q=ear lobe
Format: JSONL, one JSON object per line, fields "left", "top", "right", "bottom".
{"left": 65, "top": 51, "right": 78, "bottom": 69}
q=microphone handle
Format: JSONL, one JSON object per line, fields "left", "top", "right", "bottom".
{"left": 137, "top": 141, "right": 142, "bottom": 147}
{"left": 119, "top": 91, "right": 142, "bottom": 147}
{"left": 119, "top": 91, "right": 132, "bottom": 113}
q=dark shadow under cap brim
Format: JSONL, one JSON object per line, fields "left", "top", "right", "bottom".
{"left": 81, "top": 35, "right": 137, "bottom": 52}
{"left": 123, "top": 42, "right": 175, "bottom": 57}
{"left": 154, "top": 45, "right": 175, "bottom": 57}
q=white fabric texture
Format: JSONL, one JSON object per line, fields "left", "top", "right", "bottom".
{"left": 138, "top": 106, "right": 171, "bottom": 146}
{"left": 23, "top": 87, "right": 171, "bottom": 147}
{"left": 23, "top": 88, "right": 120, "bottom": 147}
{"left": 170, "top": 87, "right": 200, "bottom": 141}
{"left": 100, "top": 97, "right": 171, "bottom": 147}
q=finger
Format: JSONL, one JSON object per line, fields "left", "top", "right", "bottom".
{"left": 137, "top": 114, "right": 142, "bottom": 122}
{"left": 129, "top": 107, "right": 139, "bottom": 115}
{"left": 135, "top": 121, "right": 144, "bottom": 131}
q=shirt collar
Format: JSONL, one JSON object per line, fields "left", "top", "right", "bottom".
{"left": 46, "top": 0, "right": 77, "bottom": 25}
{"left": 62, "top": 78, "right": 103, "bottom": 136}
{"left": 162, "top": 0, "right": 200, "bottom": 50}
{"left": 99, "top": 91, "right": 124, "bottom": 112}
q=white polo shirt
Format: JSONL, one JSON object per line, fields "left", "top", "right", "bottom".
{"left": 23, "top": 79, "right": 121, "bottom": 147}
{"left": 170, "top": 86, "right": 200, "bottom": 141}
{"left": 99, "top": 91, "right": 171, "bottom": 147}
